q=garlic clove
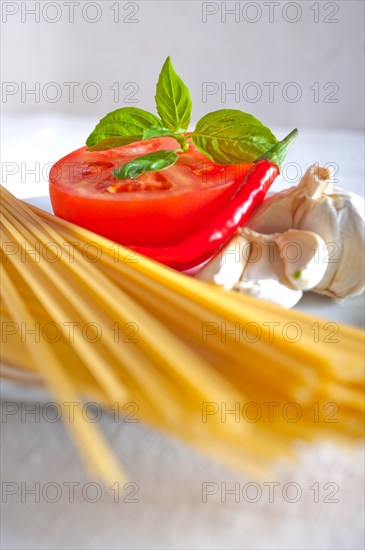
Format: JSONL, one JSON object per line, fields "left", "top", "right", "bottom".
{"left": 294, "top": 194, "right": 339, "bottom": 247}
{"left": 238, "top": 227, "right": 283, "bottom": 282}
{"left": 314, "top": 204, "right": 365, "bottom": 298}
{"left": 275, "top": 229, "right": 328, "bottom": 291}
{"left": 236, "top": 229, "right": 304, "bottom": 308}
{"left": 197, "top": 233, "right": 249, "bottom": 289}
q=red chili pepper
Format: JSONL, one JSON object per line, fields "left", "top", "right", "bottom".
{"left": 131, "top": 129, "right": 297, "bottom": 271}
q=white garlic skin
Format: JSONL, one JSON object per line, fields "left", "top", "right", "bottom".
{"left": 246, "top": 165, "right": 365, "bottom": 299}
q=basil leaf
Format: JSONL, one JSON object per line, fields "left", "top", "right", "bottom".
{"left": 86, "top": 107, "right": 162, "bottom": 150}
{"left": 143, "top": 125, "right": 176, "bottom": 140}
{"left": 192, "top": 109, "right": 278, "bottom": 165}
{"left": 155, "top": 56, "right": 192, "bottom": 132}
{"left": 113, "top": 150, "right": 178, "bottom": 180}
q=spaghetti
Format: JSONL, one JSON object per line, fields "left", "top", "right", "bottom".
{"left": 1, "top": 185, "right": 364, "bottom": 481}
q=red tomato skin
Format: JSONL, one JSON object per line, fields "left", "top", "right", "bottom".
{"left": 49, "top": 138, "right": 251, "bottom": 248}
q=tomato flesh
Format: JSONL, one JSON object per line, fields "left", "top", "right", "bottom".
{"left": 49, "top": 137, "right": 250, "bottom": 248}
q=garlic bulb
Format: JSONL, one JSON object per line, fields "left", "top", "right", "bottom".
{"left": 198, "top": 228, "right": 328, "bottom": 308}
{"left": 245, "top": 165, "right": 365, "bottom": 299}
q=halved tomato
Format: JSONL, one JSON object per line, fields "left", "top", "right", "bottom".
{"left": 49, "top": 137, "right": 250, "bottom": 248}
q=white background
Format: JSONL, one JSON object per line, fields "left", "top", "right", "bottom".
{"left": 1, "top": 0, "right": 364, "bottom": 129}
{"left": 1, "top": 2, "right": 365, "bottom": 549}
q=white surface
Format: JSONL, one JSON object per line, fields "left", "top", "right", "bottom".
{"left": 1, "top": 115, "right": 365, "bottom": 549}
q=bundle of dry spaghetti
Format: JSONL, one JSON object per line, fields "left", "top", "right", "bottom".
{"left": 1, "top": 185, "right": 364, "bottom": 482}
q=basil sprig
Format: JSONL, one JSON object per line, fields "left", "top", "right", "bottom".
{"left": 86, "top": 57, "right": 297, "bottom": 180}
